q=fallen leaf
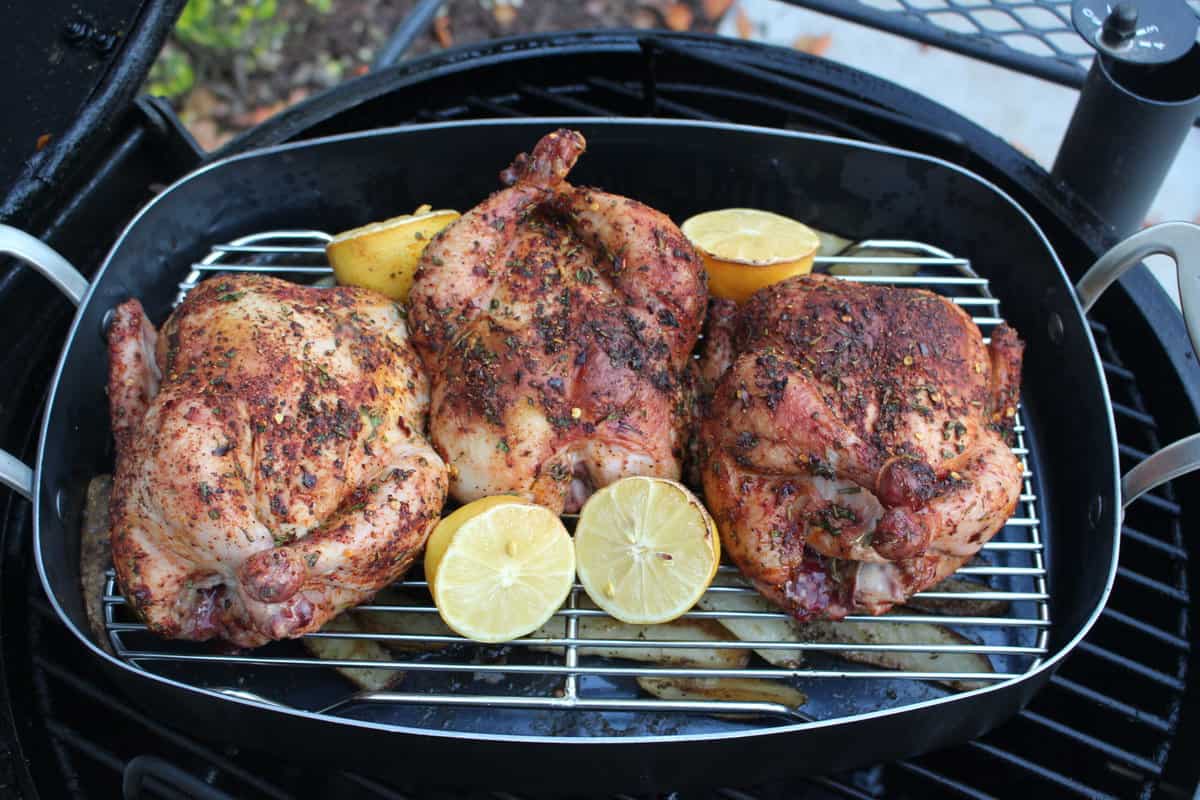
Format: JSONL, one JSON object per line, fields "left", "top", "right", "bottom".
{"left": 792, "top": 32, "right": 832, "bottom": 55}
{"left": 632, "top": 8, "right": 658, "bottom": 28}
{"left": 736, "top": 6, "right": 754, "bottom": 38}
{"left": 665, "top": 2, "right": 694, "bottom": 30}
{"left": 493, "top": 2, "right": 517, "bottom": 26}
{"left": 35, "top": 133, "right": 52, "bottom": 151}
{"left": 181, "top": 86, "right": 222, "bottom": 123}
{"left": 233, "top": 100, "right": 286, "bottom": 128}
{"left": 703, "top": 0, "right": 735, "bottom": 19}
{"left": 434, "top": 15, "right": 453, "bottom": 48}
{"left": 188, "top": 119, "right": 233, "bottom": 152}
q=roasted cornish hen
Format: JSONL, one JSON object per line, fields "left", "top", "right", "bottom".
{"left": 409, "top": 130, "right": 707, "bottom": 512}
{"left": 700, "top": 275, "right": 1024, "bottom": 619}
{"left": 108, "top": 275, "right": 447, "bottom": 647}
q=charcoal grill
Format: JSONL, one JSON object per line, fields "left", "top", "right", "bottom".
{"left": 0, "top": 9, "right": 1196, "bottom": 800}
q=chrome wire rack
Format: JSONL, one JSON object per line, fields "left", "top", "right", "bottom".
{"left": 107, "top": 231, "right": 1050, "bottom": 731}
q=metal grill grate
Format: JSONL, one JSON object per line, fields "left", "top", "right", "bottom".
{"left": 98, "top": 231, "right": 1050, "bottom": 727}
{"left": 777, "top": 0, "right": 1098, "bottom": 87}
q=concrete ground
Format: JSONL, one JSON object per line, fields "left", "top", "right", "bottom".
{"left": 720, "top": 0, "right": 1199, "bottom": 303}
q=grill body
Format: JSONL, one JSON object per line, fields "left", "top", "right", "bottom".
{"left": 32, "top": 119, "right": 1118, "bottom": 790}
{"left": 0, "top": 31, "right": 1195, "bottom": 800}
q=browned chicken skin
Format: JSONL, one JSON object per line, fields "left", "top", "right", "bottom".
{"left": 700, "top": 275, "right": 1024, "bottom": 619}
{"left": 409, "top": 130, "right": 707, "bottom": 512}
{"left": 108, "top": 275, "right": 448, "bottom": 647}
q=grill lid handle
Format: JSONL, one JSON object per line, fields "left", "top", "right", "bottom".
{"left": 1075, "top": 221, "right": 1200, "bottom": 508}
{"left": 0, "top": 225, "right": 90, "bottom": 500}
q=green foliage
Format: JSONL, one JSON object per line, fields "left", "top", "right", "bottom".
{"left": 148, "top": 45, "right": 196, "bottom": 98}
{"left": 147, "top": 0, "right": 333, "bottom": 100}
{"left": 176, "top": 0, "right": 285, "bottom": 55}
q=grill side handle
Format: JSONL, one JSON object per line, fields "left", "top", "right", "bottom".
{"left": 1076, "top": 221, "right": 1200, "bottom": 509}
{"left": 0, "top": 224, "right": 89, "bottom": 500}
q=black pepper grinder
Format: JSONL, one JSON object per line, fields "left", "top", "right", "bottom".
{"left": 1051, "top": 0, "right": 1200, "bottom": 237}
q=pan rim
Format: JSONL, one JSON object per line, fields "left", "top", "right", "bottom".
{"left": 32, "top": 116, "right": 1122, "bottom": 745}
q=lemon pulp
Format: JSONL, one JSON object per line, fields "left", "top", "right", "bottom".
{"left": 327, "top": 206, "right": 459, "bottom": 302}
{"left": 681, "top": 208, "right": 820, "bottom": 304}
{"left": 574, "top": 477, "right": 719, "bottom": 625}
{"left": 425, "top": 496, "right": 575, "bottom": 644}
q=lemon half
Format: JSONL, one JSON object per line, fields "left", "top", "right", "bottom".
{"left": 424, "top": 496, "right": 574, "bottom": 643}
{"left": 574, "top": 477, "right": 719, "bottom": 625}
{"left": 327, "top": 206, "right": 459, "bottom": 302}
{"left": 681, "top": 208, "right": 820, "bottom": 304}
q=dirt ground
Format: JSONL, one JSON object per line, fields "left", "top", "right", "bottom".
{"left": 168, "top": 0, "right": 739, "bottom": 149}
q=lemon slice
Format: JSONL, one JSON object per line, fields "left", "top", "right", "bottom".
{"left": 327, "top": 205, "right": 460, "bottom": 302}
{"left": 574, "top": 477, "right": 719, "bottom": 625}
{"left": 424, "top": 496, "right": 575, "bottom": 643}
{"left": 681, "top": 208, "right": 820, "bottom": 304}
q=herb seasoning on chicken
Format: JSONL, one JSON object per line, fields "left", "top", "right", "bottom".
{"left": 699, "top": 274, "right": 1024, "bottom": 619}
{"left": 409, "top": 130, "right": 707, "bottom": 512}
{"left": 107, "top": 275, "right": 448, "bottom": 647}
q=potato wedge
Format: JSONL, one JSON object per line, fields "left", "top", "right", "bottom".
{"left": 530, "top": 615, "right": 749, "bottom": 669}
{"left": 696, "top": 591, "right": 805, "bottom": 668}
{"left": 637, "top": 676, "right": 806, "bottom": 710}
{"left": 825, "top": 243, "right": 921, "bottom": 277}
{"left": 815, "top": 229, "right": 853, "bottom": 257}
{"left": 303, "top": 614, "right": 400, "bottom": 691}
{"left": 791, "top": 618, "right": 993, "bottom": 691}
{"left": 903, "top": 578, "right": 1011, "bottom": 617}
{"left": 351, "top": 589, "right": 455, "bottom": 654}
{"left": 80, "top": 475, "right": 115, "bottom": 655}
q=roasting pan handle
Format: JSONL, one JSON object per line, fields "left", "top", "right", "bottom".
{"left": 0, "top": 225, "right": 91, "bottom": 500}
{"left": 1075, "top": 221, "right": 1200, "bottom": 509}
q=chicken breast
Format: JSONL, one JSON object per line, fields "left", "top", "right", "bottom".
{"left": 699, "top": 275, "right": 1023, "bottom": 619}
{"left": 409, "top": 130, "right": 707, "bottom": 512}
{"left": 108, "top": 275, "right": 447, "bottom": 647}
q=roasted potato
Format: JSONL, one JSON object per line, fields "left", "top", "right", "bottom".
{"left": 815, "top": 229, "right": 853, "bottom": 257}
{"left": 530, "top": 615, "right": 749, "bottom": 670}
{"left": 903, "top": 577, "right": 1011, "bottom": 617}
{"left": 696, "top": 591, "right": 806, "bottom": 668}
{"left": 351, "top": 589, "right": 455, "bottom": 654}
{"left": 637, "top": 676, "right": 807, "bottom": 710}
{"left": 824, "top": 243, "right": 922, "bottom": 277}
{"left": 80, "top": 474, "right": 115, "bottom": 655}
{"left": 790, "top": 618, "right": 994, "bottom": 691}
{"left": 303, "top": 613, "right": 401, "bottom": 691}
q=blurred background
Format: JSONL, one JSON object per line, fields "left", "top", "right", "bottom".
{"left": 146, "top": 0, "right": 1198, "bottom": 295}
